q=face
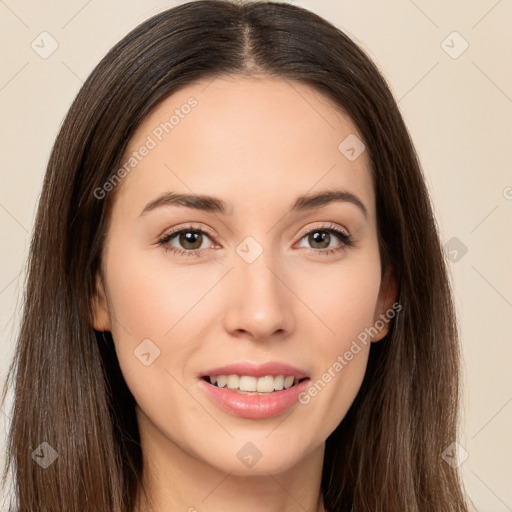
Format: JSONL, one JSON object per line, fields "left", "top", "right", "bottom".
{"left": 93, "top": 75, "right": 396, "bottom": 476}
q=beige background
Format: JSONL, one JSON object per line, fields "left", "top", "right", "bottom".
{"left": 1, "top": 0, "right": 511, "bottom": 510}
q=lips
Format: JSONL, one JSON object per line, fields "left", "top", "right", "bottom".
{"left": 201, "top": 362, "right": 309, "bottom": 380}
{"left": 198, "top": 362, "right": 310, "bottom": 419}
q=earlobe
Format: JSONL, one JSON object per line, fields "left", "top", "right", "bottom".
{"left": 92, "top": 271, "right": 111, "bottom": 332}
{"left": 371, "top": 267, "right": 398, "bottom": 342}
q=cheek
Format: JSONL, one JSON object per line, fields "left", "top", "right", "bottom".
{"left": 289, "top": 247, "right": 382, "bottom": 435}
{"left": 103, "top": 242, "right": 225, "bottom": 347}
{"left": 101, "top": 243, "right": 230, "bottom": 416}
{"left": 291, "top": 241, "right": 382, "bottom": 347}
{"left": 101, "top": 246, "right": 217, "bottom": 446}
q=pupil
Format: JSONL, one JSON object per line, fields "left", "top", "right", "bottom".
{"left": 180, "top": 231, "right": 202, "bottom": 250}
{"left": 310, "top": 231, "right": 329, "bottom": 249}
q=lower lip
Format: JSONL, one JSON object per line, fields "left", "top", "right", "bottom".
{"left": 198, "top": 378, "right": 310, "bottom": 419}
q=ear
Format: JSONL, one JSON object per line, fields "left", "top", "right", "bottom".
{"left": 92, "top": 270, "right": 112, "bottom": 331}
{"left": 371, "top": 267, "right": 398, "bottom": 342}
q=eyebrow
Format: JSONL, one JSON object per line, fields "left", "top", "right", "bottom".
{"left": 139, "top": 189, "right": 368, "bottom": 218}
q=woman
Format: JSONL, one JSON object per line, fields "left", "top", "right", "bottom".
{"left": 1, "top": 1, "right": 470, "bottom": 510}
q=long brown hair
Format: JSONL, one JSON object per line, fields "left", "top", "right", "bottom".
{"left": 1, "top": 1, "right": 469, "bottom": 510}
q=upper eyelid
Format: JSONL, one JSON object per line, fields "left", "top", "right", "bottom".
{"left": 295, "top": 223, "right": 350, "bottom": 239}
{"left": 159, "top": 223, "right": 215, "bottom": 238}
{"left": 161, "top": 222, "right": 351, "bottom": 245}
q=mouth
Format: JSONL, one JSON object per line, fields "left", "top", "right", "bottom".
{"left": 198, "top": 362, "right": 311, "bottom": 419}
{"left": 201, "top": 374, "right": 308, "bottom": 394}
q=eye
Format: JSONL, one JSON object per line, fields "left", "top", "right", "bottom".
{"left": 156, "top": 225, "right": 215, "bottom": 257}
{"left": 295, "top": 224, "right": 354, "bottom": 256}
{"left": 156, "top": 222, "right": 354, "bottom": 258}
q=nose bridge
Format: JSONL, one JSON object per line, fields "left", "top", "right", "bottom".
{"left": 224, "top": 238, "right": 292, "bottom": 339}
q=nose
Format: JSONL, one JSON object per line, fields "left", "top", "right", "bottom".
{"left": 222, "top": 248, "right": 294, "bottom": 342}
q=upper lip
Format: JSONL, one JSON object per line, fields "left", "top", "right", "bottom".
{"left": 200, "top": 362, "right": 309, "bottom": 379}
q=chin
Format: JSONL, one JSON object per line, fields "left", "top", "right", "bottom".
{"left": 194, "top": 431, "right": 320, "bottom": 476}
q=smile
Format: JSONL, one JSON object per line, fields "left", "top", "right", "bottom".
{"left": 205, "top": 374, "right": 302, "bottom": 394}
{"left": 198, "top": 362, "right": 310, "bottom": 418}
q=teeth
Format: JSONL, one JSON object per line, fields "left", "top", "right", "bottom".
{"left": 208, "top": 374, "right": 300, "bottom": 393}
{"left": 284, "top": 376, "right": 294, "bottom": 389}
{"left": 274, "top": 375, "right": 284, "bottom": 391}
{"left": 238, "top": 375, "right": 257, "bottom": 391}
{"left": 227, "top": 375, "right": 239, "bottom": 389}
{"left": 256, "top": 375, "right": 274, "bottom": 393}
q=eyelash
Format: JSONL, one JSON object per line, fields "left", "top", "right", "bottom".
{"left": 156, "top": 223, "right": 354, "bottom": 258}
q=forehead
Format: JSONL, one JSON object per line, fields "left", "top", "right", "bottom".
{"left": 114, "top": 75, "right": 375, "bottom": 221}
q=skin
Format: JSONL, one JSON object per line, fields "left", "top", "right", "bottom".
{"left": 93, "top": 75, "right": 397, "bottom": 512}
